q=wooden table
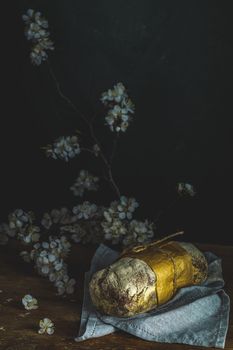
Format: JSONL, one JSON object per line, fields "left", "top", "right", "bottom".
{"left": 0, "top": 242, "right": 232, "bottom": 350}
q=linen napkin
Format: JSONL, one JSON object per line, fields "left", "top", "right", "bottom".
{"left": 75, "top": 244, "right": 230, "bottom": 348}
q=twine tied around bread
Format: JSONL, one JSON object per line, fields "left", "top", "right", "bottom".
{"left": 120, "top": 233, "right": 194, "bottom": 306}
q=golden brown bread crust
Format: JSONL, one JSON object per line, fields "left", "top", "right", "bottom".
{"left": 89, "top": 257, "right": 157, "bottom": 317}
{"left": 179, "top": 242, "right": 208, "bottom": 284}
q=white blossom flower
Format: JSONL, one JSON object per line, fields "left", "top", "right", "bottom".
{"left": 33, "top": 237, "right": 70, "bottom": 277}
{"left": 28, "top": 236, "right": 72, "bottom": 295}
{"left": 41, "top": 213, "right": 53, "bottom": 230}
{"left": 22, "top": 9, "right": 54, "bottom": 66}
{"left": 55, "top": 275, "right": 76, "bottom": 295}
{"left": 0, "top": 223, "right": 15, "bottom": 238}
{"left": 41, "top": 207, "right": 76, "bottom": 229}
{"left": 70, "top": 170, "right": 99, "bottom": 197}
{"left": 38, "top": 318, "right": 55, "bottom": 335}
{"left": 122, "top": 98, "right": 135, "bottom": 114}
{"left": 22, "top": 294, "right": 38, "bottom": 310}
{"left": 8, "top": 210, "right": 35, "bottom": 243}
{"left": 30, "top": 39, "right": 54, "bottom": 65}
{"left": 103, "top": 196, "right": 138, "bottom": 223}
{"left": 73, "top": 201, "right": 97, "bottom": 220}
{"left": 105, "top": 105, "right": 131, "bottom": 132}
{"left": 123, "top": 220, "right": 154, "bottom": 246}
{"left": 101, "top": 197, "right": 139, "bottom": 244}
{"left": 48, "top": 265, "right": 67, "bottom": 283}
{"left": 116, "top": 196, "right": 139, "bottom": 220}
{"left": 177, "top": 183, "right": 196, "bottom": 197}
{"left": 101, "top": 82, "right": 126, "bottom": 105}
{"left": 60, "top": 223, "right": 87, "bottom": 243}
{"left": 45, "top": 136, "right": 81, "bottom": 162}
{"left": 102, "top": 218, "right": 127, "bottom": 244}
{"left": 0, "top": 223, "right": 13, "bottom": 245}
{"left": 49, "top": 236, "right": 71, "bottom": 258}
{"left": 8, "top": 209, "right": 33, "bottom": 231}
{"left": 60, "top": 219, "right": 104, "bottom": 244}
{"left": 22, "top": 10, "right": 49, "bottom": 39}
{"left": 22, "top": 9, "right": 34, "bottom": 23}
{"left": 101, "top": 83, "right": 135, "bottom": 133}
{"left": 18, "top": 225, "right": 40, "bottom": 244}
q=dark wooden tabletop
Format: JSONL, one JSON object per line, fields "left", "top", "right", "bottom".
{"left": 0, "top": 242, "right": 232, "bottom": 350}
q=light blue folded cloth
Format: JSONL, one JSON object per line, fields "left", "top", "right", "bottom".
{"left": 75, "top": 244, "right": 230, "bottom": 348}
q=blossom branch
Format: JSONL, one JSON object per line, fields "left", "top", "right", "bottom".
{"left": 47, "top": 62, "right": 121, "bottom": 198}
{"left": 110, "top": 134, "right": 119, "bottom": 165}
{"left": 47, "top": 61, "right": 89, "bottom": 128}
{"left": 81, "top": 147, "right": 95, "bottom": 155}
{"left": 19, "top": 9, "right": 162, "bottom": 251}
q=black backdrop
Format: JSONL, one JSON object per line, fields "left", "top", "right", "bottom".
{"left": 2, "top": 0, "right": 233, "bottom": 244}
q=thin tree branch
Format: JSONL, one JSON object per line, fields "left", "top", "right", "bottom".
{"left": 151, "top": 230, "right": 184, "bottom": 246}
{"left": 110, "top": 134, "right": 119, "bottom": 165}
{"left": 47, "top": 61, "right": 89, "bottom": 127}
{"left": 81, "top": 147, "right": 95, "bottom": 155}
{"left": 120, "top": 231, "right": 185, "bottom": 256}
{"left": 47, "top": 61, "right": 121, "bottom": 198}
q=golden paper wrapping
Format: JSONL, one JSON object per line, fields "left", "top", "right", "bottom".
{"left": 121, "top": 241, "right": 193, "bottom": 306}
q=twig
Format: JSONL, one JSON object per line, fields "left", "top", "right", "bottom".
{"left": 47, "top": 61, "right": 89, "bottom": 127}
{"left": 151, "top": 230, "right": 184, "bottom": 246}
{"left": 110, "top": 134, "right": 119, "bottom": 165}
{"left": 46, "top": 61, "right": 121, "bottom": 198}
{"left": 121, "top": 231, "right": 185, "bottom": 256}
{"left": 87, "top": 116, "right": 121, "bottom": 198}
{"left": 81, "top": 147, "right": 95, "bottom": 155}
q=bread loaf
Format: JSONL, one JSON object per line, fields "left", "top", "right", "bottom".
{"left": 89, "top": 241, "right": 208, "bottom": 317}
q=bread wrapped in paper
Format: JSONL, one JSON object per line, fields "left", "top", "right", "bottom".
{"left": 89, "top": 240, "right": 208, "bottom": 317}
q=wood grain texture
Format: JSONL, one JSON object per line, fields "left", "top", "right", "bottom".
{"left": 0, "top": 241, "right": 232, "bottom": 350}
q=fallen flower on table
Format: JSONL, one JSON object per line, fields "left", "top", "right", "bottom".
{"left": 22, "top": 294, "right": 38, "bottom": 310}
{"left": 38, "top": 318, "right": 55, "bottom": 335}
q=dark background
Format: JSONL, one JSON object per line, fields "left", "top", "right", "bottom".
{"left": 2, "top": 0, "right": 233, "bottom": 244}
